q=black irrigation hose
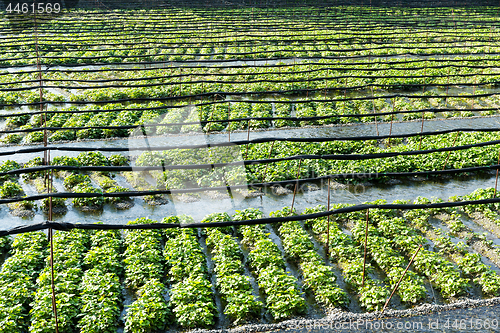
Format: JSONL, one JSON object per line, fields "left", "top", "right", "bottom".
{"left": 2, "top": 125, "right": 500, "bottom": 148}
{"left": 2, "top": 197, "right": 500, "bottom": 236}
{"left": 1, "top": 162, "right": 499, "bottom": 180}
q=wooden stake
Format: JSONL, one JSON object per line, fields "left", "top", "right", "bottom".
{"left": 35, "top": 13, "right": 57, "bottom": 331}
{"left": 418, "top": 109, "right": 425, "bottom": 150}
{"left": 381, "top": 245, "right": 423, "bottom": 314}
{"left": 290, "top": 159, "right": 302, "bottom": 214}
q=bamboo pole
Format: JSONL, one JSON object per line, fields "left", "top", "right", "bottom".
{"left": 290, "top": 159, "right": 302, "bottom": 214}
{"left": 381, "top": 245, "right": 423, "bottom": 314}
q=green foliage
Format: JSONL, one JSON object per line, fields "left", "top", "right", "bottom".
{"left": 72, "top": 183, "right": 104, "bottom": 208}
{"left": 77, "top": 152, "right": 110, "bottom": 167}
{"left": 377, "top": 216, "right": 469, "bottom": 298}
{"left": 170, "top": 277, "right": 216, "bottom": 328}
{"left": 125, "top": 279, "right": 171, "bottom": 333}
{"left": 0, "top": 160, "right": 20, "bottom": 183}
{"left": 108, "top": 154, "right": 129, "bottom": 166}
{"left": 0, "top": 181, "right": 24, "bottom": 198}
{"left": 200, "top": 212, "right": 233, "bottom": 234}
{"left": 78, "top": 269, "right": 122, "bottom": 333}
{"left": 163, "top": 225, "right": 216, "bottom": 328}
{"left": 124, "top": 219, "right": 163, "bottom": 289}
{"left": 63, "top": 174, "right": 91, "bottom": 190}
{"left": 1, "top": 134, "right": 23, "bottom": 144}
{"left": 29, "top": 230, "right": 90, "bottom": 333}
{"left": 271, "top": 207, "right": 347, "bottom": 308}
{"left": 203, "top": 220, "right": 262, "bottom": 324}
{"left": 233, "top": 208, "right": 305, "bottom": 320}
{"left": 22, "top": 157, "right": 44, "bottom": 180}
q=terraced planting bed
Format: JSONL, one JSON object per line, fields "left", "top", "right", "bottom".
{"left": 0, "top": 3, "right": 500, "bottom": 332}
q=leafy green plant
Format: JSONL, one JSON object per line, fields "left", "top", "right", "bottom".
{"left": 125, "top": 279, "right": 171, "bottom": 333}
{"left": 233, "top": 208, "right": 305, "bottom": 320}
{"left": 0, "top": 181, "right": 24, "bottom": 198}
{"left": 0, "top": 160, "right": 20, "bottom": 183}
{"left": 63, "top": 174, "right": 91, "bottom": 190}
{"left": 270, "top": 207, "right": 348, "bottom": 308}
{"left": 202, "top": 213, "right": 262, "bottom": 323}
{"left": 72, "top": 183, "right": 104, "bottom": 208}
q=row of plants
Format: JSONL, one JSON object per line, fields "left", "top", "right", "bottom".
{"left": 0, "top": 160, "right": 36, "bottom": 216}
{"left": 0, "top": 232, "right": 44, "bottom": 332}
{"left": 201, "top": 212, "right": 263, "bottom": 324}
{"left": 163, "top": 216, "right": 217, "bottom": 328}
{"left": 269, "top": 207, "right": 348, "bottom": 308}
{"left": 302, "top": 205, "right": 390, "bottom": 311}
{"left": 350, "top": 219, "right": 427, "bottom": 304}
{"left": 123, "top": 217, "right": 170, "bottom": 332}
{"left": 78, "top": 229, "right": 124, "bottom": 333}
{"left": 4, "top": 37, "right": 500, "bottom": 67}
{"left": 61, "top": 64, "right": 500, "bottom": 104}
{"left": 366, "top": 205, "right": 470, "bottom": 298}
{"left": 402, "top": 196, "right": 500, "bottom": 296}
{"left": 29, "top": 229, "right": 91, "bottom": 333}
{"left": 232, "top": 208, "right": 306, "bottom": 320}
{"left": 455, "top": 188, "right": 500, "bottom": 230}
{"left": 89, "top": 172, "right": 133, "bottom": 209}
{"left": 2, "top": 89, "right": 498, "bottom": 146}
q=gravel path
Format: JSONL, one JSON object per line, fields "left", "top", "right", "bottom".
{"left": 193, "top": 298, "right": 500, "bottom": 333}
